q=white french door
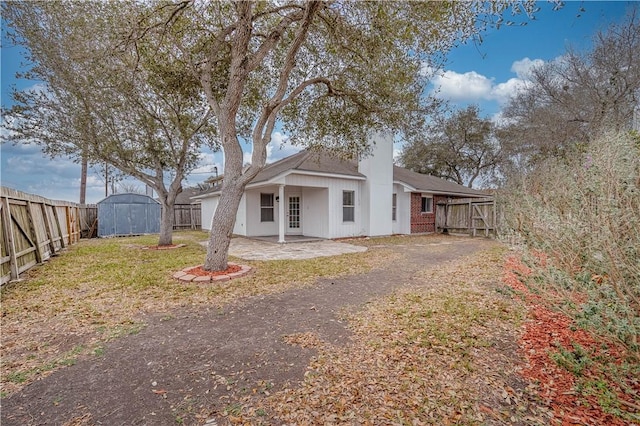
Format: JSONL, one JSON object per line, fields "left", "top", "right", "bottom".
{"left": 286, "top": 195, "right": 302, "bottom": 234}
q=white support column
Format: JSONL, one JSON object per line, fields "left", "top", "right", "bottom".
{"left": 278, "top": 184, "right": 285, "bottom": 243}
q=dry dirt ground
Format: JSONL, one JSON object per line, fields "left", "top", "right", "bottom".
{"left": 1, "top": 237, "right": 528, "bottom": 425}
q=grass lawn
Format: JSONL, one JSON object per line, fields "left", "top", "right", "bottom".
{"left": 0, "top": 230, "right": 394, "bottom": 396}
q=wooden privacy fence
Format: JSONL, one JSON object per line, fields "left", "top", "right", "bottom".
{"left": 436, "top": 197, "right": 496, "bottom": 237}
{"left": 173, "top": 204, "right": 202, "bottom": 230}
{"left": 0, "top": 186, "right": 89, "bottom": 285}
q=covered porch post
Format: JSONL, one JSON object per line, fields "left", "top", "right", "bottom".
{"left": 278, "top": 184, "right": 285, "bottom": 243}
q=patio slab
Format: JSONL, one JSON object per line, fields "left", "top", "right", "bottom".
{"left": 201, "top": 237, "right": 367, "bottom": 261}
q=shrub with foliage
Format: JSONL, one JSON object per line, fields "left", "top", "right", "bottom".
{"left": 500, "top": 131, "right": 640, "bottom": 352}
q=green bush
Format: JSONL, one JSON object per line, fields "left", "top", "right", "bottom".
{"left": 499, "top": 131, "right": 640, "bottom": 352}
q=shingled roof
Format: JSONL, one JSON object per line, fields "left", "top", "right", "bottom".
{"left": 392, "top": 166, "right": 489, "bottom": 197}
{"left": 193, "top": 149, "right": 489, "bottom": 198}
{"left": 250, "top": 149, "right": 364, "bottom": 183}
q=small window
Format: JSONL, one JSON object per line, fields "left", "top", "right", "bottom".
{"left": 421, "top": 196, "right": 433, "bottom": 213}
{"left": 343, "top": 190, "right": 355, "bottom": 222}
{"left": 392, "top": 193, "right": 397, "bottom": 221}
{"left": 260, "top": 193, "right": 274, "bottom": 222}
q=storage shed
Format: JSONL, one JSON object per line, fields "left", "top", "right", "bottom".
{"left": 97, "top": 193, "right": 161, "bottom": 237}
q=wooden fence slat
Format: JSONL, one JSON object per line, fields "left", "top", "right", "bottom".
{"left": 1, "top": 197, "right": 19, "bottom": 282}
{"left": 436, "top": 197, "right": 496, "bottom": 237}
{"left": 0, "top": 187, "right": 90, "bottom": 284}
{"left": 26, "top": 201, "right": 43, "bottom": 264}
{"left": 41, "top": 203, "right": 56, "bottom": 255}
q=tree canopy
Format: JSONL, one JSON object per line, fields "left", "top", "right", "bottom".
{"left": 2, "top": 1, "right": 217, "bottom": 245}
{"left": 399, "top": 105, "right": 505, "bottom": 188}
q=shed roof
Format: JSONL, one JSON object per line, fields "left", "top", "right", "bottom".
{"left": 97, "top": 193, "right": 160, "bottom": 205}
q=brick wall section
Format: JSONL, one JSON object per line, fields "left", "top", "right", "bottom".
{"left": 410, "top": 193, "right": 448, "bottom": 233}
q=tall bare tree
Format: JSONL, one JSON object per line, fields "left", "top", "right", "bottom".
{"left": 2, "top": 1, "right": 217, "bottom": 245}
{"left": 502, "top": 7, "right": 640, "bottom": 163}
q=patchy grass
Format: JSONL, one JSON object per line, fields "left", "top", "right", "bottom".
{"left": 1, "top": 231, "right": 394, "bottom": 396}
{"left": 228, "top": 246, "right": 554, "bottom": 425}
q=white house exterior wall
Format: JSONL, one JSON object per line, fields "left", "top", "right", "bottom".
{"left": 245, "top": 188, "right": 279, "bottom": 236}
{"left": 199, "top": 193, "right": 248, "bottom": 236}
{"left": 200, "top": 196, "right": 218, "bottom": 231}
{"left": 232, "top": 193, "right": 248, "bottom": 235}
{"left": 327, "top": 179, "right": 361, "bottom": 238}
{"left": 301, "top": 187, "right": 328, "bottom": 237}
{"left": 392, "top": 184, "right": 411, "bottom": 235}
{"left": 285, "top": 173, "right": 364, "bottom": 238}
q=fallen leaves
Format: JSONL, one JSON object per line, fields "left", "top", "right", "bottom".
{"left": 226, "top": 246, "right": 551, "bottom": 424}
{"left": 503, "top": 254, "right": 640, "bottom": 425}
{"left": 0, "top": 231, "right": 394, "bottom": 397}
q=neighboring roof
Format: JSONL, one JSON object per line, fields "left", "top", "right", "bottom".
{"left": 174, "top": 187, "right": 207, "bottom": 204}
{"left": 250, "top": 149, "right": 365, "bottom": 184}
{"left": 393, "top": 166, "right": 489, "bottom": 198}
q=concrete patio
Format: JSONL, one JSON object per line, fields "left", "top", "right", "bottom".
{"left": 201, "top": 236, "right": 368, "bottom": 261}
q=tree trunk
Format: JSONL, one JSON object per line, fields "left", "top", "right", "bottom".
{"left": 203, "top": 180, "right": 245, "bottom": 271}
{"left": 158, "top": 199, "right": 174, "bottom": 246}
{"left": 80, "top": 152, "right": 87, "bottom": 204}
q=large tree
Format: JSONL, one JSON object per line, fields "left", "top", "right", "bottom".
{"left": 2, "top": 1, "right": 216, "bottom": 245}
{"left": 127, "top": 0, "right": 543, "bottom": 271}
{"left": 501, "top": 6, "right": 640, "bottom": 163}
{"left": 400, "top": 105, "right": 504, "bottom": 188}
{"left": 4, "top": 1, "right": 546, "bottom": 269}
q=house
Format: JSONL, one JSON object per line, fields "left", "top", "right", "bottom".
{"left": 193, "top": 134, "right": 489, "bottom": 242}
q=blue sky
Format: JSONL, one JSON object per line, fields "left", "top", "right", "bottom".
{"left": 1, "top": 1, "right": 635, "bottom": 203}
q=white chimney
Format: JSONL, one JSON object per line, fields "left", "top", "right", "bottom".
{"left": 358, "top": 132, "right": 394, "bottom": 236}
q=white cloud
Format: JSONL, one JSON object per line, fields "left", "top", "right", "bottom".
{"left": 243, "top": 151, "right": 253, "bottom": 165}
{"left": 243, "top": 131, "right": 302, "bottom": 165}
{"left": 266, "top": 131, "right": 300, "bottom": 163}
{"left": 431, "top": 57, "right": 546, "bottom": 106}
{"left": 490, "top": 78, "right": 528, "bottom": 105}
{"left": 431, "top": 70, "right": 493, "bottom": 102}
{"left": 510, "top": 57, "right": 544, "bottom": 79}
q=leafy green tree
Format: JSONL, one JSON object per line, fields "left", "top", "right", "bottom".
{"left": 4, "top": 1, "right": 547, "bottom": 269}
{"left": 400, "top": 105, "right": 504, "bottom": 188}
{"left": 2, "top": 1, "right": 216, "bottom": 246}
{"left": 129, "top": 1, "right": 544, "bottom": 270}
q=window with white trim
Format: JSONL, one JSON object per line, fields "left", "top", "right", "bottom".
{"left": 421, "top": 195, "right": 433, "bottom": 213}
{"left": 342, "top": 190, "right": 355, "bottom": 222}
{"left": 260, "top": 193, "right": 274, "bottom": 222}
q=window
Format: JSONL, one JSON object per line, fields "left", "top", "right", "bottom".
{"left": 392, "top": 193, "right": 397, "bottom": 221}
{"left": 342, "top": 190, "right": 355, "bottom": 222}
{"left": 421, "top": 195, "right": 433, "bottom": 213}
{"left": 260, "top": 193, "right": 274, "bottom": 222}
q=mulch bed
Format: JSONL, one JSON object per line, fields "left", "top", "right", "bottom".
{"left": 185, "top": 264, "right": 242, "bottom": 277}
{"left": 142, "top": 244, "right": 186, "bottom": 250}
{"left": 173, "top": 263, "right": 252, "bottom": 283}
{"left": 503, "top": 255, "right": 638, "bottom": 425}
